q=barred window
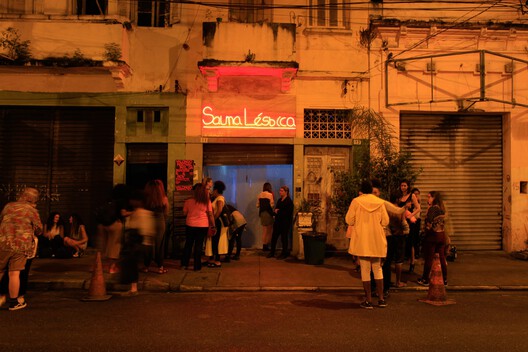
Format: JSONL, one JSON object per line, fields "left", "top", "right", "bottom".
{"left": 303, "top": 109, "right": 351, "bottom": 139}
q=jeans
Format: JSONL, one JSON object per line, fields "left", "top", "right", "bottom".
{"left": 421, "top": 231, "right": 447, "bottom": 282}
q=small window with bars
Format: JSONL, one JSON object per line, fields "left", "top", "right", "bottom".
{"left": 303, "top": 109, "right": 351, "bottom": 139}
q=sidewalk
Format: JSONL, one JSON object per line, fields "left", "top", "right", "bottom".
{"left": 28, "top": 249, "right": 528, "bottom": 293}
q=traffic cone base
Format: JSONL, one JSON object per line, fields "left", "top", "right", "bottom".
{"left": 81, "top": 251, "right": 112, "bottom": 302}
{"left": 419, "top": 253, "right": 456, "bottom": 306}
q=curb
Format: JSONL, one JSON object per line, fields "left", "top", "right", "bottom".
{"left": 28, "top": 280, "right": 528, "bottom": 293}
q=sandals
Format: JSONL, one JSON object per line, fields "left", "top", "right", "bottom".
{"left": 157, "top": 267, "right": 168, "bottom": 274}
{"left": 207, "top": 262, "right": 221, "bottom": 268}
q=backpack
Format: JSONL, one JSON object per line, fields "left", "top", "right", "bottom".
{"left": 220, "top": 203, "right": 233, "bottom": 228}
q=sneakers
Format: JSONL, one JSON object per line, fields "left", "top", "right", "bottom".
{"left": 359, "top": 301, "right": 374, "bottom": 310}
{"left": 417, "top": 278, "right": 429, "bottom": 286}
{"left": 9, "top": 300, "right": 27, "bottom": 311}
{"left": 378, "top": 300, "right": 388, "bottom": 308}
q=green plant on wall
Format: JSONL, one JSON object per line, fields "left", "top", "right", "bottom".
{"left": 331, "top": 107, "right": 422, "bottom": 225}
{"left": 103, "top": 42, "right": 122, "bottom": 62}
{"left": 0, "top": 27, "right": 31, "bottom": 64}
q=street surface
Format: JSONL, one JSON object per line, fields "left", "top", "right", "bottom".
{"left": 1, "top": 290, "right": 527, "bottom": 352}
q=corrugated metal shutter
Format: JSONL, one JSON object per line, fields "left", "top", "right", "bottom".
{"left": 400, "top": 113, "right": 503, "bottom": 250}
{"left": 127, "top": 143, "right": 167, "bottom": 164}
{"left": 203, "top": 144, "right": 293, "bottom": 165}
{"left": 0, "top": 107, "right": 115, "bottom": 238}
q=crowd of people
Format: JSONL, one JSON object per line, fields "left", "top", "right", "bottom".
{"left": 347, "top": 179, "right": 450, "bottom": 309}
{"left": 0, "top": 176, "right": 450, "bottom": 310}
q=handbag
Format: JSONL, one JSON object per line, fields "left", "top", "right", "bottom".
{"left": 27, "top": 236, "right": 38, "bottom": 259}
{"left": 345, "top": 225, "right": 355, "bottom": 239}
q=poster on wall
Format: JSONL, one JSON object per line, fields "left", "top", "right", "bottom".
{"left": 175, "top": 160, "right": 194, "bottom": 191}
{"left": 201, "top": 94, "right": 296, "bottom": 138}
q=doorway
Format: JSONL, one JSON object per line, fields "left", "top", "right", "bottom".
{"left": 204, "top": 164, "right": 293, "bottom": 249}
{"left": 126, "top": 143, "right": 168, "bottom": 190}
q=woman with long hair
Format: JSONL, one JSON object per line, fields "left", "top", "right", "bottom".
{"left": 417, "top": 191, "right": 448, "bottom": 286}
{"left": 39, "top": 212, "right": 65, "bottom": 258}
{"left": 397, "top": 180, "right": 421, "bottom": 273}
{"left": 181, "top": 183, "right": 215, "bottom": 271}
{"left": 142, "top": 180, "right": 169, "bottom": 274}
{"left": 63, "top": 213, "right": 88, "bottom": 257}
{"left": 256, "top": 182, "right": 274, "bottom": 251}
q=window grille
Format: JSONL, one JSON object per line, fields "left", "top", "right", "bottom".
{"left": 308, "top": 0, "right": 349, "bottom": 29}
{"left": 229, "top": 0, "right": 272, "bottom": 23}
{"left": 303, "top": 109, "right": 351, "bottom": 139}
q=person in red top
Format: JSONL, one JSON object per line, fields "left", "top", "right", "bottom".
{"left": 0, "top": 187, "right": 42, "bottom": 311}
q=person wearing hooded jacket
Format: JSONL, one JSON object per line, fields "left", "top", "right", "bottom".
{"left": 346, "top": 180, "right": 390, "bottom": 309}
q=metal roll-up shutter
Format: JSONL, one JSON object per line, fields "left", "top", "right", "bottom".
{"left": 52, "top": 108, "right": 115, "bottom": 233}
{"left": 0, "top": 107, "right": 52, "bottom": 206}
{"left": 203, "top": 144, "right": 293, "bottom": 165}
{"left": 400, "top": 113, "right": 503, "bottom": 250}
{"left": 0, "top": 106, "right": 115, "bottom": 238}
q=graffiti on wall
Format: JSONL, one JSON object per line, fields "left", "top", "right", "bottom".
{"left": 0, "top": 183, "right": 60, "bottom": 202}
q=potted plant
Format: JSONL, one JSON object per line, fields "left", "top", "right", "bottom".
{"left": 296, "top": 198, "right": 314, "bottom": 228}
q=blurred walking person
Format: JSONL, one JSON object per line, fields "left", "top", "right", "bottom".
{"left": 346, "top": 181, "right": 389, "bottom": 309}
{"left": 181, "top": 183, "right": 214, "bottom": 271}
{"left": 120, "top": 190, "right": 155, "bottom": 296}
{"left": 0, "top": 187, "right": 42, "bottom": 310}
{"left": 143, "top": 180, "right": 169, "bottom": 274}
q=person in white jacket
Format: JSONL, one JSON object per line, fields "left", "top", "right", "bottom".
{"left": 346, "top": 180, "right": 390, "bottom": 309}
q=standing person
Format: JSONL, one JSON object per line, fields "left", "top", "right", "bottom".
{"left": 38, "top": 211, "right": 65, "bottom": 258}
{"left": 410, "top": 187, "right": 423, "bottom": 260}
{"left": 119, "top": 190, "right": 155, "bottom": 296}
{"left": 226, "top": 204, "right": 247, "bottom": 261}
{"left": 346, "top": 181, "right": 390, "bottom": 309}
{"left": 203, "top": 177, "right": 213, "bottom": 195}
{"left": 0, "top": 187, "right": 42, "bottom": 311}
{"left": 397, "top": 180, "right": 421, "bottom": 273}
{"left": 181, "top": 183, "right": 214, "bottom": 271}
{"left": 142, "top": 180, "right": 169, "bottom": 274}
{"left": 383, "top": 192, "right": 410, "bottom": 292}
{"left": 257, "top": 182, "right": 274, "bottom": 251}
{"left": 267, "top": 185, "right": 293, "bottom": 260}
{"left": 63, "top": 213, "right": 88, "bottom": 257}
{"left": 417, "top": 191, "right": 448, "bottom": 286}
{"left": 206, "top": 181, "right": 228, "bottom": 267}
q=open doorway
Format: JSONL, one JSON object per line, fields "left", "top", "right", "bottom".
{"left": 204, "top": 164, "right": 293, "bottom": 249}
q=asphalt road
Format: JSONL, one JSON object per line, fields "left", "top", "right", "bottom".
{"left": 1, "top": 290, "right": 527, "bottom": 352}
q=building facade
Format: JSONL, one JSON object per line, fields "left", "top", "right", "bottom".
{"left": 0, "top": 1, "right": 527, "bottom": 253}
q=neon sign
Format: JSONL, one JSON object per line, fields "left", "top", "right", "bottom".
{"left": 202, "top": 106, "right": 296, "bottom": 130}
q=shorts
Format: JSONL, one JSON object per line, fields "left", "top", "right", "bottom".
{"left": 0, "top": 250, "right": 28, "bottom": 272}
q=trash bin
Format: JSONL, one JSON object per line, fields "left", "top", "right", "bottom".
{"left": 301, "top": 232, "right": 327, "bottom": 265}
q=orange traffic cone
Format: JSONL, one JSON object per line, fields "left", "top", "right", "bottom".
{"left": 419, "top": 253, "right": 456, "bottom": 306}
{"left": 81, "top": 251, "right": 112, "bottom": 301}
